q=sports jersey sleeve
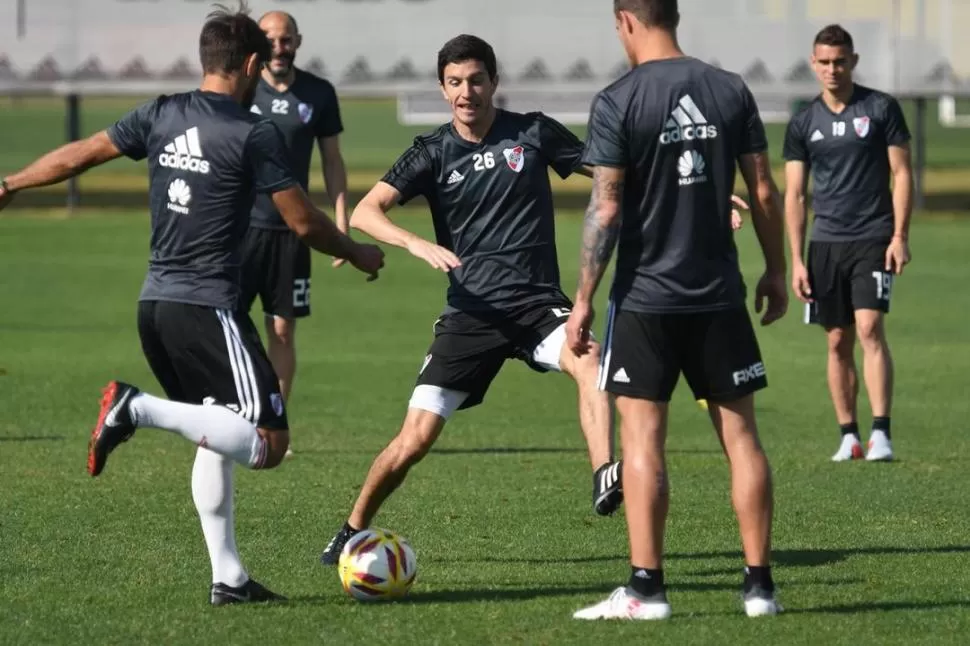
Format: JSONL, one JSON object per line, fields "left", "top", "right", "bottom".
{"left": 782, "top": 111, "right": 809, "bottom": 162}
{"left": 536, "top": 114, "right": 584, "bottom": 179}
{"left": 106, "top": 98, "right": 157, "bottom": 161}
{"left": 313, "top": 80, "right": 344, "bottom": 139}
{"left": 581, "top": 91, "right": 626, "bottom": 168}
{"left": 882, "top": 97, "right": 911, "bottom": 147}
{"left": 381, "top": 141, "right": 434, "bottom": 205}
{"left": 246, "top": 120, "right": 298, "bottom": 193}
{"left": 738, "top": 85, "right": 768, "bottom": 155}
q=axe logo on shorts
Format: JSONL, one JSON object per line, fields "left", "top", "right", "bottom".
{"left": 503, "top": 146, "right": 525, "bottom": 173}
{"left": 732, "top": 362, "right": 766, "bottom": 386}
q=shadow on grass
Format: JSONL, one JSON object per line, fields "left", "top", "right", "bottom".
{"left": 429, "top": 447, "right": 585, "bottom": 455}
{"left": 0, "top": 435, "right": 65, "bottom": 442}
{"left": 470, "top": 545, "right": 970, "bottom": 567}
{"left": 288, "top": 580, "right": 738, "bottom": 606}
{"left": 786, "top": 599, "right": 970, "bottom": 614}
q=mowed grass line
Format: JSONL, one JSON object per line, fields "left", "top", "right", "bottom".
{"left": 1, "top": 211, "right": 969, "bottom": 644}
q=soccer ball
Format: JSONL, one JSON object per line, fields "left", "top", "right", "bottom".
{"left": 338, "top": 528, "right": 417, "bottom": 601}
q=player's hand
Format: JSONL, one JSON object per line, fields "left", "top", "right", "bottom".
{"left": 405, "top": 238, "right": 462, "bottom": 272}
{"left": 755, "top": 271, "right": 788, "bottom": 326}
{"left": 885, "top": 236, "right": 911, "bottom": 275}
{"left": 730, "top": 194, "right": 748, "bottom": 231}
{"left": 348, "top": 242, "right": 385, "bottom": 282}
{"left": 565, "top": 300, "right": 595, "bottom": 356}
{"left": 791, "top": 262, "right": 813, "bottom": 303}
{"left": 0, "top": 184, "right": 14, "bottom": 212}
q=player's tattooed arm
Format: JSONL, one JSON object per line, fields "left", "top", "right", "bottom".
{"left": 575, "top": 166, "right": 625, "bottom": 303}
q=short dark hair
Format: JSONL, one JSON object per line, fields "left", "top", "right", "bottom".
{"left": 614, "top": 0, "right": 680, "bottom": 30}
{"left": 436, "top": 35, "right": 497, "bottom": 84}
{"left": 199, "top": 2, "right": 271, "bottom": 75}
{"left": 814, "top": 24, "right": 854, "bottom": 51}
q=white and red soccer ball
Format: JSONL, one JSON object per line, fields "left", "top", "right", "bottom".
{"left": 338, "top": 528, "right": 417, "bottom": 601}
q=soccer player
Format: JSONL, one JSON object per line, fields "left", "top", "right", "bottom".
{"left": 240, "top": 11, "right": 349, "bottom": 451}
{"left": 0, "top": 3, "right": 384, "bottom": 606}
{"left": 566, "top": 0, "right": 788, "bottom": 620}
{"left": 784, "top": 25, "right": 913, "bottom": 463}
{"left": 317, "top": 34, "right": 625, "bottom": 564}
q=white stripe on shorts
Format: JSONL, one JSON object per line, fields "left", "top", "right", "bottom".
{"left": 596, "top": 299, "right": 617, "bottom": 391}
{"left": 216, "top": 309, "right": 260, "bottom": 423}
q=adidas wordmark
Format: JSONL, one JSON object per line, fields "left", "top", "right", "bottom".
{"left": 159, "top": 127, "right": 210, "bottom": 174}
{"left": 660, "top": 95, "right": 718, "bottom": 145}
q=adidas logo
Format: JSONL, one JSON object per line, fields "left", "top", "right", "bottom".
{"left": 446, "top": 169, "right": 465, "bottom": 185}
{"left": 158, "top": 127, "right": 210, "bottom": 174}
{"left": 677, "top": 150, "right": 707, "bottom": 187}
{"left": 612, "top": 367, "right": 630, "bottom": 384}
{"left": 810, "top": 129, "right": 825, "bottom": 142}
{"left": 660, "top": 94, "right": 718, "bottom": 145}
{"left": 166, "top": 178, "right": 191, "bottom": 214}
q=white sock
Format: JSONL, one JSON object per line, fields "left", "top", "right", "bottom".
{"left": 128, "top": 393, "right": 266, "bottom": 468}
{"left": 192, "top": 447, "right": 248, "bottom": 587}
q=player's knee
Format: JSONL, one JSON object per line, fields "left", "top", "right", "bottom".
{"left": 257, "top": 429, "right": 290, "bottom": 469}
{"left": 268, "top": 317, "right": 296, "bottom": 347}
{"left": 826, "top": 327, "right": 854, "bottom": 356}
{"left": 394, "top": 414, "right": 444, "bottom": 465}
{"left": 855, "top": 316, "right": 885, "bottom": 348}
{"left": 562, "top": 340, "right": 602, "bottom": 382}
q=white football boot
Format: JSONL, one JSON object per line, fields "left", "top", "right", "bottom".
{"left": 573, "top": 587, "right": 672, "bottom": 621}
{"left": 865, "top": 430, "right": 894, "bottom": 462}
{"left": 743, "top": 585, "right": 783, "bottom": 617}
{"left": 831, "top": 434, "right": 864, "bottom": 462}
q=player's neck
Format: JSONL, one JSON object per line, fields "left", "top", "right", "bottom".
{"left": 630, "top": 30, "right": 685, "bottom": 66}
{"left": 821, "top": 83, "right": 855, "bottom": 112}
{"left": 261, "top": 68, "right": 296, "bottom": 92}
{"left": 451, "top": 104, "right": 498, "bottom": 143}
{"left": 199, "top": 74, "right": 242, "bottom": 102}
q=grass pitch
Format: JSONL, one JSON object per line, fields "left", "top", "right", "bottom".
{"left": 1, "top": 210, "right": 969, "bottom": 644}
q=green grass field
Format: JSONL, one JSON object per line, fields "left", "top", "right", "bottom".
{"left": 2, "top": 210, "right": 970, "bottom": 644}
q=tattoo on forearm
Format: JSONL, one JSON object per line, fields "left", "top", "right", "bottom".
{"left": 577, "top": 171, "right": 623, "bottom": 293}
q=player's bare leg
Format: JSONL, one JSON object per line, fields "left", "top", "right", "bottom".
{"left": 708, "top": 397, "right": 772, "bottom": 565}
{"left": 559, "top": 339, "right": 623, "bottom": 516}
{"left": 265, "top": 315, "right": 297, "bottom": 457}
{"left": 855, "top": 309, "right": 894, "bottom": 461}
{"left": 573, "top": 395, "right": 671, "bottom": 621}
{"left": 320, "top": 408, "right": 446, "bottom": 564}
{"left": 615, "top": 396, "right": 669, "bottom": 570}
{"left": 559, "top": 340, "right": 614, "bottom": 469}
{"left": 826, "top": 325, "right": 864, "bottom": 461}
{"left": 265, "top": 315, "right": 297, "bottom": 402}
{"left": 708, "top": 395, "right": 780, "bottom": 616}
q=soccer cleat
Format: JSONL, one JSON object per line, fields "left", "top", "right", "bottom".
{"left": 743, "top": 584, "right": 783, "bottom": 617}
{"left": 210, "top": 579, "right": 287, "bottom": 607}
{"left": 284, "top": 446, "right": 294, "bottom": 459}
{"left": 865, "top": 430, "right": 894, "bottom": 462}
{"left": 573, "top": 586, "right": 672, "bottom": 621}
{"left": 88, "top": 381, "right": 139, "bottom": 477}
{"left": 831, "top": 434, "right": 864, "bottom": 462}
{"left": 320, "top": 524, "right": 361, "bottom": 565}
{"left": 593, "top": 461, "right": 623, "bottom": 516}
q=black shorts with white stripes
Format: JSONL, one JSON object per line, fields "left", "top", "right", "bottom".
{"left": 136, "top": 301, "right": 288, "bottom": 430}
